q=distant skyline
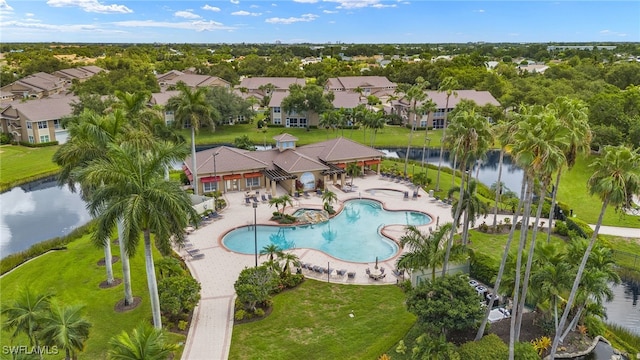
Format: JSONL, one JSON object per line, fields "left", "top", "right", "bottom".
{"left": 1, "top": 1, "right": 639, "bottom": 44}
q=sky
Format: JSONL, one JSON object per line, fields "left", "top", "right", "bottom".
{"left": 0, "top": 0, "right": 638, "bottom": 44}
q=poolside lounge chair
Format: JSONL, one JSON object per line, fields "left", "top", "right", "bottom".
{"left": 336, "top": 269, "right": 347, "bottom": 276}
{"left": 347, "top": 272, "right": 356, "bottom": 279}
{"left": 403, "top": 191, "right": 409, "bottom": 200}
{"left": 392, "top": 269, "right": 405, "bottom": 277}
{"left": 303, "top": 191, "right": 310, "bottom": 198}
{"left": 365, "top": 268, "right": 371, "bottom": 275}
{"left": 252, "top": 197, "right": 259, "bottom": 204}
{"left": 190, "top": 252, "right": 205, "bottom": 260}
{"left": 316, "top": 189, "right": 323, "bottom": 196}
{"left": 244, "top": 197, "right": 251, "bottom": 206}
{"left": 412, "top": 191, "right": 418, "bottom": 200}
{"left": 267, "top": 194, "right": 273, "bottom": 201}
{"left": 261, "top": 194, "right": 268, "bottom": 203}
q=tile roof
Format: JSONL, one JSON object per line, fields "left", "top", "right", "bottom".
{"left": 396, "top": 90, "right": 501, "bottom": 109}
{"left": 1, "top": 96, "right": 77, "bottom": 122}
{"left": 325, "top": 76, "right": 397, "bottom": 90}
{"left": 272, "top": 149, "right": 328, "bottom": 173}
{"left": 238, "top": 77, "right": 305, "bottom": 90}
{"left": 273, "top": 133, "right": 298, "bottom": 142}
{"left": 186, "top": 146, "right": 268, "bottom": 174}
{"left": 331, "top": 91, "right": 363, "bottom": 109}
{"left": 297, "top": 137, "right": 386, "bottom": 162}
{"left": 150, "top": 91, "right": 180, "bottom": 106}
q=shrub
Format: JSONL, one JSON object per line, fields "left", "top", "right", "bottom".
{"left": 531, "top": 336, "right": 551, "bottom": 357}
{"left": 158, "top": 276, "right": 202, "bottom": 322}
{"left": 0, "top": 133, "right": 13, "bottom": 144}
{"left": 280, "top": 273, "right": 304, "bottom": 289}
{"left": 458, "top": 334, "right": 508, "bottom": 360}
{"left": 554, "top": 221, "right": 569, "bottom": 236}
{"left": 18, "top": 140, "right": 59, "bottom": 147}
{"left": 178, "top": 320, "right": 189, "bottom": 331}
{"left": 470, "top": 251, "right": 498, "bottom": 286}
{"left": 584, "top": 315, "right": 606, "bottom": 337}
{"left": 234, "top": 310, "right": 247, "bottom": 321}
{"left": 515, "top": 341, "right": 540, "bottom": 359}
{"left": 254, "top": 308, "right": 265, "bottom": 317}
{"left": 566, "top": 217, "right": 593, "bottom": 238}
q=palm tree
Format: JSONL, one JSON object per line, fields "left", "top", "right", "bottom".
{"left": 367, "top": 110, "right": 386, "bottom": 147}
{"left": 512, "top": 107, "right": 568, "bottom": 342}
{"left": 550, "top": 145, "right": 640, "bottom": 359}
{"left": 277, "top": 252, "right": 301, "bottom": 275}
{"left": 108, "top": 323, "right": 178, "bottom": 360}
{"left": 168, "top": 82, "right": 215, "bottom": 196}
{"left": 545, "top": 97, "right": 591, "bottom": 243}
{"left": 434, "top": 77, "right": 460, "bottom": 191}
{"left": 40, "top": 303, "right": 91, "bottom": 360}
{"left": 319, "top": 110, "right": 339, "bottom": 139}
{"left": 260, "top": 244, "right": 283, "bottom": 262}
{"left": 79, "top": 141, "right": 199, "bottom": 329}
{"left": 322, "top": 190, "right": 338, "bottom": 213}
{"left": 346, "top": 162, "right": 361, "bottom": 187}
{"left": 419, "top": 98, "right": 437, "bottom": 169}
{"left": 441, "top": 108, "right": 491, "bottom": 276}
{"left": 491, "top": 118, "right": 518, "bottom": 230}
{"left": 1, "top": 287, "right": 53, "bottom": 347}
{"left": 397, "top": 223, "right": 464, "bottom": 281}
{"left": 402, "top": 77, "right": 429, "bottom": 176}
{"left": 279, "top": 194, "right": 294, "bottom": 214}
{"left": 447, "top": 180, "right": 489, "bottom": 245}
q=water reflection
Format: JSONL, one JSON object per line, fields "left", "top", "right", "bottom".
{"left": 605, "top": 281, "right": 640, "bottom": 336}
{"left": 0, "top": 178, "right": 91, "bottom": 257}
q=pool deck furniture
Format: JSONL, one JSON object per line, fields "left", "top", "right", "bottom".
{"left": 336, "top": 269, "right": 347, "bottom": 276}
{"left": 403, "top": 191, "right": 409, "bottom": 200}
{"left": 178, "top": 173, "right": 461, "bottom": 360}
{"left": 261, "top": 194, "right": 268, "bottom": 203}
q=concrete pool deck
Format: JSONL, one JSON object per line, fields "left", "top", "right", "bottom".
{"left": 179, "top": 174, "right": 460, "bottom": 360}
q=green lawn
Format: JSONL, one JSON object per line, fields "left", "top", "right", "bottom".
{"left": 556, "top": 155, "right": 640, "bottom": 228}
{"left": 0, "top": 145, "right": 61, "bottom": 191}
{"left": 179, "top": 123, "right": 444, "bottom": 149}
{"left": 228, "top": 280, "right": 415, "bottom": 360}
{"left": 0, "top": 234, "right": 185, "bottom": 360}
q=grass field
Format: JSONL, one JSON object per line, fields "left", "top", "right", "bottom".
{"left": 0, "top": 145, "right": 61, "bottom": 191}
{"left": 228, "top": 280, "right": 415, "bottom": 360}
{"left": 0, "top": 234, "right": 185, "bottom": 360}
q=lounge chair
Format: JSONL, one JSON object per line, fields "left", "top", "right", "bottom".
{"left": 365, "top": 268, "right": 371, "bottom": 275}
{"left": 347, "top": 272, "right": 356, "bottom": 279}
{"left": 316, "top": 189, "right": 323, "bottom": 196}
{"left": 211, "top": 211, "right": 221, "bottom": 219}
{"left": 392, "top": 269, "right": 405, "bottom": 277}
{"left": 303, "top": 191, "right": 310, "bottom": 198}
{"left": 190, "top": 252, "right": 205, "bottom": 260}
{"left": 252, "top": 196, "right": 259, "bottom": 204}
{"left": 267, "top": 194, "right": 273, "bottom": 201}
{"left": 261, "top": 194, "right": 268, "bottom": 203}
{"left": 244, "top": 197, "right": 251, "bottom": 206}
{"left": 336, "top": 269, "right": 347, "bottom": 276}
{"left": 403, "top": 191, "right": 409, "bottom": 200}
{"left": 412, "top": 191, "right": 418, "bottom": 200}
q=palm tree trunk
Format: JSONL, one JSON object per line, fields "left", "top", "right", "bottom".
{"left": 421, "top": 128, "right": 429, "bottom": 169}
{"left": 509, "top": 174, "right": 532, "bottom": 359}
{"left": 143, "top": 230, "right": 162, "bottom": 329}
{"left": 451, "top": 153, "right": 458, "bottom": 188}
{"left": 476, "top": 173, "right": 526, "bottom": 340}
{"left": 560, "top": 305, "right": 584, "bottom": 343}
{"left": 103, "top": 242, "right": 114, "bottom": 285}
{"left": 404, "top": 107, "right": 416, "bottom": 176}
{"left": 442, "top": 158, "right": 467, "bottom": 276}
{"left": 515, "top": 180, "right": 548, "bottom": 339}
{"left": 493, "top": 149, "right": 505, "bottom": 230}
{"left": 550, "top": 197, "right": 610, "bottom": 359}
{"left": 435, "top": 97, "right": 450, "bottom": 191}
{"left": 118, "top": 219, "right": 133, "bottom": 306}
{"left": 511, "top": 175, "right": 534, "bottom": 341}
{"left": 191, "top": 128, "right": 198, "bottom": 196}
{"left": 547, "top": 169, "right": 563, "bottom": 243}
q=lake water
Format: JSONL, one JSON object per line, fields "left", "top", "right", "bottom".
{"left": 0, "top": 178, "right": 91, "bottom": 257}
{"left": 382, "top": 148, "right": 525, "bottom": 195}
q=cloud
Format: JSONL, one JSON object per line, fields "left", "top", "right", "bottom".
{"left": 232, "top": 10, "right": 261, "bottom": 16}
{"left": 25, "top": 12, "right": 34, "bottom": 17}
{"left": 323, "top": 0, "right": 382, "bottom": 9}
{"left": 323, "top": 10, "right": 338, "bottom": 13}
{"left": 265, "top": 13, "right": 318, "bottom": 24}
{"left": 473, "top": 9, "right": 485, "bottom": 13}
{"left": 202, "top": 4, "right": 221, "bottom": 12}
{"left": 293, "top": 0, "right": 319, "bottom": 2}
{"left": 230, "top": 0, "right": 239, "bottom": 4}
{"left": 600, "top": 29, "right": 627, "bottom": 37}
{"left": 113, "top": 19, "right": 235, "bottom": 32}
{"left": 372, "top": 3, "right": 396, "bottom": 8}
{"left": 175, "top": 10, "right": 201, "bottom": 19}
{"left": 0, "top": 0, "right": 14, "bottom": 20}
{"left": 2, "top": 19, "right": 108, "bottom": 32}
{"left": 46, "top": 0, "right": 132, "bottom": 14}
{"left": 250, "top": 4, "right": 259, "bottom": 8}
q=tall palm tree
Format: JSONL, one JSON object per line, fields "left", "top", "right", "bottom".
{"left": 277, "top": 252, "right": 301, "bottom": 275}
{"left": 419, "top": 98, "right": 437, "bottom": 170}
{"left": 319, "top": 110, "right": 339, "bottom": 139}
{"left": 346, "top": 162, "right": 361, "bottom": 187}
{"left": 490, "top": 118, "right": 518, "bottom": 229}
{"left": 79, "top": 141, "right": 199, "bottom": 329}
{"left": 168, "top": 82, "right": 215, "bottom": 196}
{"left": 512, "top": 108, "right": 568, "bottom": 342}
{"left": 396, "top": 223, "right": 464, "bottom": 281}
{"left": 402, "top": 77, "right": 429, "bottom": 176}
{"left": 108, "top": 323, "right": 178, "bottom": 360}
{"left": 545, "top": 97, "right": 591, "bottom": 243}
{"left": 434, "top": 76, "right": 460, "bottom": 191}
{"left": 322, "top": 190, "right": 338, "bottom": 213}
{"left": 441, "top": 108, "right": 491, "bottom": 276}
{"left": 550, "top": 145, "right": 640, "bottom": 359}
{"left": 40, "top": 303, "right": 91, "bottom": 360}
{"left": 1, "top": 287, "right": 53, "bottom": 347}
{"left": 367, "top": 110, "right": 386, "bottom": 147}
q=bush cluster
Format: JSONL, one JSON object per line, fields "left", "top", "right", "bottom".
{"left": 18, "top": 140, "right": 59, "bottom": 147}
{"left": 469, "top": 250, "right": 498, "bottom": 286}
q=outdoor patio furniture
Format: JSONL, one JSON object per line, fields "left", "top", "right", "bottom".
{"left": 316, "top": 189, "right": 323, "bottom": 196}
{"left": 244, "top": 197, "right": 251, "bottom": 205}
{"left": 252, "top": 197, "right": 259, "bottom": 204}
{"left": 261, "top": 194, "right": 268, "bottom": 202}
{"left": 336, "top": 269, "right": 347, "bottom": 276}
{"left": 365, "top": 268, "right": 371, "bottom": 275}
{"left": 304, "top": 191, "right": 310, "bottom": 198}
{"left": 267, "top": 194, "right": 273, "bottom": 201}
{"left": 347, "top": 272, "right": 356, "bottom": 279}
{"left": 392, "top": 269, "right": 404, "bottom": 277}
{"left": 190, "top": 252, "right": 205, "bottom": 260}
{"left": 412, "top": 191, "right": 418, "bottom": 199}
{"left": 403, "top": 191, "right": 409, "bottom": 200}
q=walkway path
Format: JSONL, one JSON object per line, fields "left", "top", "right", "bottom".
{"left": 179, "top": 174, "right": 639, "bottom": 360}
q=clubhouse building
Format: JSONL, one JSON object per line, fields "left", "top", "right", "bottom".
{"left": 183, "top": 134, "right": 384, "bottom": 196}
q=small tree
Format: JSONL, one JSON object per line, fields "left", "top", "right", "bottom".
{"left": 158, "top": 276, "right": 201, "bottom": 323}
{"left": 406, "top": 275, "right": 483, "bottom": 338}
{"left": 234, "top": 266, "right": 278, "bottom": 312}
{"left": 108, "top": 323, "right": 178, "bottom": 360}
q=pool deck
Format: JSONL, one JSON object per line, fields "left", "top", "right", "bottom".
{"left": 179, "top": 174, "right": 458, "bottom": 360}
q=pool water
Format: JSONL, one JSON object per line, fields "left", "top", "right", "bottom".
{"left": 222, "top": 199, "right": 431, "bottom": 263}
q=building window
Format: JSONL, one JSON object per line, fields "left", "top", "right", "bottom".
{"left": 40, "top": 135, "right": 50, "bottom": 143}
{"left": 53, "top": 119, "right": 61, "bottom": 129}
{"left": 27, "top": 122, "right": 32, "bottom": 129}
{"left": 273, "top": 117, "right": 281, "bottom": 125}
{"left": 433, "top": 119, "right": 445, "bottom": 129}
{"left": 420, "top": 119, "right": 428, "bottom": 128}
{"left": 273, "top": 107, "right": 281, "bottom": 113}
{"left": 203, "top": 182, "right": 218, "bottom": 192}
{"left": 37, "top": 121, "right": 47, "bottom": 129}
{"left": 246, "top": 177, "right": 259, "bottom": 188}
{"left": 286, "top": 117, "right": 307, "bottom": 128}
{"left": 28, "top": 135, "right": 34, "bottom": 143}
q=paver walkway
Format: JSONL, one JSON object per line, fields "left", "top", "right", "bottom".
{"left": 178, "top": 174, "right": 639, "bottom": 360}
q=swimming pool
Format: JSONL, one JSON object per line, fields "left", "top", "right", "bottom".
{"left": 222, "top": 199, "right": 431, "bottom": 262}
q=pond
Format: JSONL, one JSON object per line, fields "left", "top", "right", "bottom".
{"left": 381, "top": 148, "right": 524, "bottom": 195}
{"left": 0, "top": 178, "right": 91, "bottom": 257}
